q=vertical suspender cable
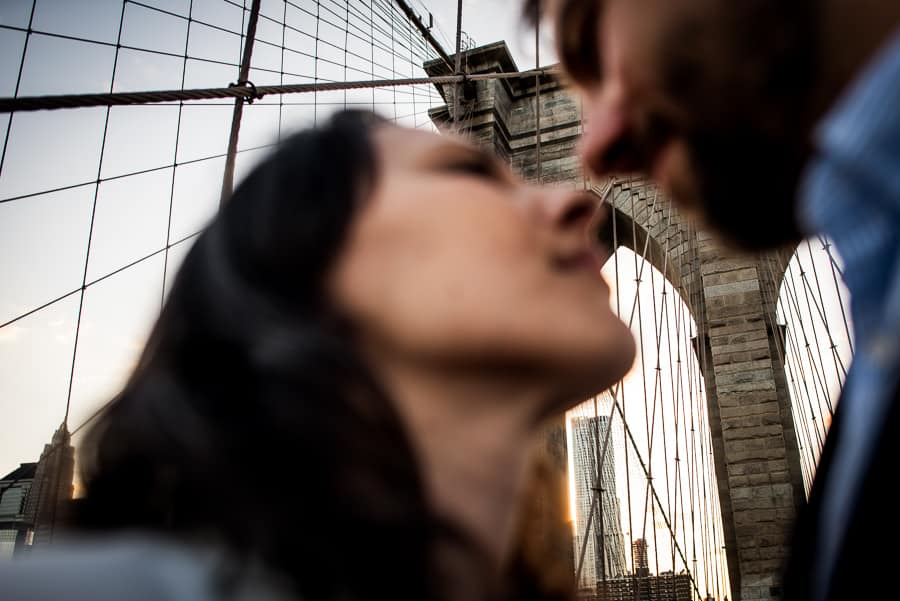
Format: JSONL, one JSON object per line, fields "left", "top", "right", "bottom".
{"left": 161, "top": 0, "right": 194, "bottom": 306}
{"left": 534, "top": 20, "right": 541, "bottom": 183}
{"left": 389, "top": 1, "right": 397, "bottom": 122}
{"left": 369, "top": 1, "right": 375, "bottom": 112}
{"left": 452, "top": 0, "right": 463, "bottom": 131}
{"left": 608, "top": 185, "right": 640, "bottom": 597}
{"left": 804, "top": 241, "right": 848, "bottom": 380}
{"left": 220, "top": 0, "right": 261, "bottom": 206}
{"left": 819, "top": 235, "right": 854, "bottom": 354}
{"left": 407, "top": 9, "right": 417, "bottom": 128}
{"left": 278, "top": 0, "right": 287, "bottom": 141}
{"left": 313, "top": 1, "right": 321, "bottom": 125}
{"left": 342, "top": 0, "right": 349, "bottom": 111}
{"left": 63, "top": 0, "right": 128, "bottom": 427}
{"left": 0, "top": 0, "right": 36, "bottom": 183}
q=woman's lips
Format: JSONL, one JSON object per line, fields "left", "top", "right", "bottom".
{"left": 553, "top": 249, "right": 605, "bottom": 272}
{"left": 650, "top": 145, "right": 674, "bottom": 189}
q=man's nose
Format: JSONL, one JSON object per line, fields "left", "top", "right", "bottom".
{"left": 579, "top": 94, "right": 635, "bottom": 176}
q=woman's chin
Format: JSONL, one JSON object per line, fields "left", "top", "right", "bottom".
{"left": 572, "top": 328, "right": 637, "bottom": 398}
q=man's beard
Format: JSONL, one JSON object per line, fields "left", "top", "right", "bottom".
{"left": 660, "top": 0, "right": 819, "bottom": 251}
{"left": 685, "top": 127, "right": 808, "bottom": 251}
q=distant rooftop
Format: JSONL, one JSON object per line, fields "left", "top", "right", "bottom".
{"left": 1, "top": 462, "right": 37, "bottom": 482}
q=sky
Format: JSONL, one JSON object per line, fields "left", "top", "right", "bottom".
{"left": 0, "top": 2, "right": 852, "bottom": 594}
{"left": 0, "top": 0, "right": 561, "bottom": 479}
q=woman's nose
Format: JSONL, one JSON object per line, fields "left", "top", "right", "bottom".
{"left": 535, "top": 187, "right": 598, "bottom": 234}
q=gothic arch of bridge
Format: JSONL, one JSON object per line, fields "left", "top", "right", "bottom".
{"left": 427, "top": 41, "right": 804, "bottom": 601}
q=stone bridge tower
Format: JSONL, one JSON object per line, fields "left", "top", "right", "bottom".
{"left": 426, "top": 42, "right": 805, "bottom": 601}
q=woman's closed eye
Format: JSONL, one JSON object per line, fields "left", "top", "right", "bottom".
{"left": 450, "top": 159, "right": 494, "bottom": 177}
{"left": 443, "top": 152, "right": 510, "bottom": 184}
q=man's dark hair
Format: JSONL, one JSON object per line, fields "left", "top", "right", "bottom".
{"left": 523, "top": 0, "right": 602, "bottom": 86}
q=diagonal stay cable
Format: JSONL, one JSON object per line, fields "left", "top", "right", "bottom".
{"left": 800, "top": 240, "right": 849, "bottom": 379}
{"left": 0, "top": 143, "right": 275, "bottom": 206}
{"left": 1, "top": 229, "right": 203, "bottom": 332}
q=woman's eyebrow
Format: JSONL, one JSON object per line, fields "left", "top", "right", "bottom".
{"left": 429, "top": 143, "right": 499, "bottom": 168}
{"left": 411, "top": 140, "right": 511, "bottom": 180}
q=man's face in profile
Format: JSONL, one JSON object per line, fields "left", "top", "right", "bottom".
{"left": 546, "top": 0, "right": 817, "bottom": 250}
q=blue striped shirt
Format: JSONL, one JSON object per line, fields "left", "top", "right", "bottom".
{"left": 799, "top": 29, "right": 900, "bottom": 601}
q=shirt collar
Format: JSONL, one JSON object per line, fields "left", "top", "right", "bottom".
{"left": 799, "top": 27, "right": 900, "bottom": 237}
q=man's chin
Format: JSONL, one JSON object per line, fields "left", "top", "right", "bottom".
{"left": 711, "top": 211, "right": 804, "bottom": 252}
{"left": 661, "top": 176, "right": 803, "bottom": 251}
{"left": 685, "top": 135, "right": 807, "bottom": 251}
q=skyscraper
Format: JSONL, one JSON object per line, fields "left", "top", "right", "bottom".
{"left": 0, "top": 422, "right": 74, "bottom": 558}
{"left": 572, "top": 411, "right": 627, "bottom": 589}
{"left": 632, "top": 537, "right": 650, "bottom": 577}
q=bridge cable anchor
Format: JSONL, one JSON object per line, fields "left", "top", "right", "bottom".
{"left": 229, "top": 80, "right": 262, "bottom": 104}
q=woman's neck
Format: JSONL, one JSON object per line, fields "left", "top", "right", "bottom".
{"left": 378, "top": 362, "right": 557, "bottom": 572}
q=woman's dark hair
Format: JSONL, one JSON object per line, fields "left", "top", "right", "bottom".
{"left": 76, "top": 111, "right": 443, "bottom": 601}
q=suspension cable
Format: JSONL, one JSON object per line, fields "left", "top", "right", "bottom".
{"left": 0, "top": 69, "right": 557, "bottom": 114}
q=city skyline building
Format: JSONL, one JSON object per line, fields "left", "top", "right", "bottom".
{"left": 0, "top": 422, "right": 74, "bottom": 558}
{"left": 0, "top": 462, "right": 37, "bottom": 558}
{"left": 586, "top": 571, "right": 694, "bottom": 601}
{"left": 572, "top": 411, "right": 627, "bottom": 589}
{"left": 633, "top": 537, "right": 650, "bottom": 577}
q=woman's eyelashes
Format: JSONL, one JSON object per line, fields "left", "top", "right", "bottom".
{"left": 444, "top": 152, "right": 507, "bottom": 183}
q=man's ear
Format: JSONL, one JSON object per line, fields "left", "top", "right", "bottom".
{"left": 522, "top": 0, "right": 543, "bottom": 25}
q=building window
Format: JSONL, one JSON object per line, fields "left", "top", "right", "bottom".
{"left": 0, "top": 529, "right": 18, "bottom": 559}
{"left": 0, "top": 486, "right": 26, "bottom": 518}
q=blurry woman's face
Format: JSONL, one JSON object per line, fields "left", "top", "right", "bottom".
{"left": 330, "top": 126, "right": 635, "bottom": 399}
